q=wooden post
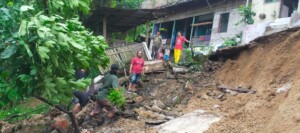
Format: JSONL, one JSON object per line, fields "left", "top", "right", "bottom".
{"left": 103, "top": 16, "right": 107, "bottom": 39}
{"left": 151, "top": 23, "right": 155, "bottom": 36}
{"left": 170, "top": 20, "right": 176, "bottom": 49}
{"left": 189, "top": 16, "right": 196, "bottom": 48}
{"left": 134, "top": 27, "right": 137, "bottom": 41}
{"left": 159, "top": 23, "right": 162, "bottom": 30}
{"left": 146, "top": 21, "right": 150, "bottom": 46}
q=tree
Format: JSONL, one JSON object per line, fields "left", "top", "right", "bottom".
{"left": 0, "top": 0, "right": 109, "bottom": 109}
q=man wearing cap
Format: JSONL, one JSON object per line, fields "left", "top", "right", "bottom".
{"left": 90, "top": 64, "right": 120, "bottom": 118}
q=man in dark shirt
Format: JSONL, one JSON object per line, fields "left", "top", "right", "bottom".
{"left": 72, "top": 64, "right": 119, "bottom": 115}
{"left": 89, "top": 64, "right": 119, "bottom": 118}
{"left": 151, "top": 31, "right": 162, "bottom": 60}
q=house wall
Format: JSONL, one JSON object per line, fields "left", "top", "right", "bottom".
{"left": 141, "top": 0, "right": 179, "bottom": 9}
{"left": 252, "top": 0, "right": 281, "bottom": 24}
{"left": 153, "top": 0, "right": 247, "bottom": 49}
{"left": 210, "top": 8, "right": 245, "bottom": 49}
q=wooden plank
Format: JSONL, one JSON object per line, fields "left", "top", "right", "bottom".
{"left": 98, "top": 43, "right": 148, "bottom": 74}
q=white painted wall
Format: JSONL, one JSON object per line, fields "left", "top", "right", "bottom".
{"left": 252, "top": 0, "right": 281, "bottom": 24}
{"left": 210, "top": 8, "right": 245, "bottom": 50}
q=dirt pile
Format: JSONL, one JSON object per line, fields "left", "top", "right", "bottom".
{"left": 201, "top": 28, "right": 300, "bottom": 133}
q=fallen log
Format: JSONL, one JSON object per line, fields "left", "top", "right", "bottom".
{"left": 143, "top": 60, "right": 165, "bottom": 74}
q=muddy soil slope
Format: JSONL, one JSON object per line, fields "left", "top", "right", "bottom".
{"left": 203, "top": 28, "right": 300, "bottom": 133}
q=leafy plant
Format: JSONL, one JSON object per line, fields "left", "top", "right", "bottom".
{"left": 221, "top": 32, "right": 243, "bottom": 48}
{"left": 223, "top": 38, "right": 238, "bottom": 47}
{"left": 107, "top": 88, "right": 126, "bottom": 108}
{"left": 93, "top": 0, "right": 144, "bottom": 9}
{"left": 181, "top": 47, "right": 211, "bottom": 71}
{"left": 0, "top": 100, "right": 50, "bottom": 122}
{"left": 237, "top": 4, "right": 256, "bottom": 25}
{"left": 0, "top": 0, "right": 109, "bottom": 110}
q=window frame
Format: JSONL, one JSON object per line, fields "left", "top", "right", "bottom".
{"left": 218, "top": 13, "right": 230, "bottom": 33}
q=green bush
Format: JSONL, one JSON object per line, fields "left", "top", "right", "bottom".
{"left": 238, "top": 4, "right": 256, "bottom": 25}
{"left": 0, "top": 0, "right": 109, "bottom": 109}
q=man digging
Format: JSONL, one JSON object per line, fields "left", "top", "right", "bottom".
{"left": 89, "top": 64, "right": 120, "bottom": 119}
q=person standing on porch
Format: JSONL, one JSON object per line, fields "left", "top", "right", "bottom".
{"left": 174, "top": 31, "right": 191, "bottom": 64}
{"left": 151, "top": 31, "right": 162, "bottom": 60}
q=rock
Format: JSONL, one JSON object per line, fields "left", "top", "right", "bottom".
{"left": 207, "top": 92, "right": 216, "bottom": 97}
{"left": 201, "top": 94, "right": 210, "bottom": 100}
{"left": 213, "top": 105, "right": 220, "bottom": 110}
{"left": 133, "top": 108, "right": 166, "bottom": 120}
{"left": 51, "top": 117, "right": 70, "bottom": 132}
{"left": 153, "top": 100, "right": 166, "bottom": 109}
{"left": 126, "top": 99, "right": 134, "bottom": 104}
{"left": 134, "top": 96, "right": 144, "bottom": 103}
{"left": 0, "top": 121, "right": 10, "bottom": 132}
{"left": 127, "top": 103, "right": 141, "bottom": 110}
{"left": 276, "top": 83, "right": 292, "bottom": 94}
{"left": 150, "top": 89, "right": 158, "bottom": 97}
{"left": 293, "top": 114, "right": 300, "bottom": 123}
{"left": 31, "top": 114, "right": 44, "bottom": 121}
{"left": 157, "top": 109, "right": 220, "bottom": 133}
{"left": 162, "top": 111, "right": 178, "bottom": 117}
{"left": 144, "top": 105, "right": 152, "bottom": 110}
{"left": 123, "top": 110, "right": 136, "bottom": 117}
{"left": 151, "top": 105, "right": 163, "bottom": 113}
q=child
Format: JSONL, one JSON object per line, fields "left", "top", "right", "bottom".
{"left": 164, "top": 46, "right": 170, "bottom": 61}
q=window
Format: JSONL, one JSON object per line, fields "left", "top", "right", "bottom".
{"left": 218, "top": 13, "right": 229, "bottom": 33}
{"left": 265, "top": 0, "right": 277, "bottom": 3}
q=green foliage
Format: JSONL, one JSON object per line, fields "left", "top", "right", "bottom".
{"left": 181, "top": 47, "right": 212, "bottom": 71}
{"left": 0, "top": 100, "right": 50, "bottom": 122}
{"left": 0, "top": 0, "right": 109, "bottom": 110}
{"left": 47, "top": 0, "right": 92, "bottom": 18}
{"left": 107, "top": 88, "right": 126, "bottom": 108}
{"left": 94, "top": 0, "right": 144, "bottom": 9}
{"left": 112, "top": 22, "right": 152, "bottom": 43}
{"left": 221, "top": 32, "right": 243, "bottom": 48}
{"left": 223, "top": 38, "right": 238, "bottom": 47}
{"left": 238, "top": 4, "right": 256, "bottom": 25}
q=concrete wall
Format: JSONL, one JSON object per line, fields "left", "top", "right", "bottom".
{"left": 252, "top": 0, "right": 281, "bottom": 24}
{"left": 210, "top": 1, "right": 246, "bottom": 49}
{"left": 141, "top": 0, "right": 179, "bottom": 9}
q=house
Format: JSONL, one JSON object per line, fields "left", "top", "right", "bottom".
{"left": 242, "top": 0, "right": 300, "bottom": 44}
{"left": 141, "top": 0, "right": 300, "bottom": 50}
{"left": 253, "top": 0, "right": 299, "bottom": 24}
{"left": 142, "top": 0, "right": 249, "bottom": 50}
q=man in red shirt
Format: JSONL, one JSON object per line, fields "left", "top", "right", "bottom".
{"left": 128, "top": 51, "right": 144, "bottom": 93}
{"left": 174, "top": 31, "right": 191, "bottom": 64}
